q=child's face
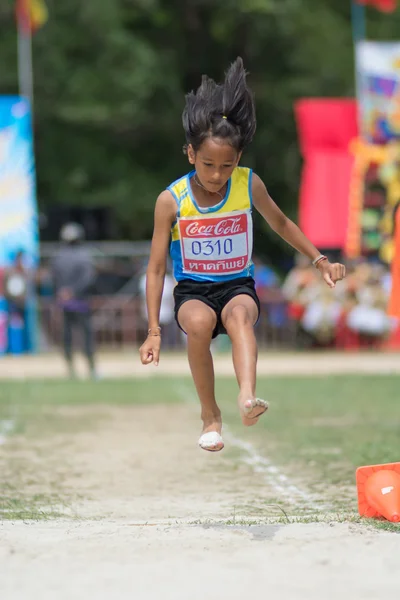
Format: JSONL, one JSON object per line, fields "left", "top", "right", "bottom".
{"left": 188, "top": 137, "right": 241, "bottom": 193}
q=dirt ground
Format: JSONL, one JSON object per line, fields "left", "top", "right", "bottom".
{"left": 1, "top": 352, "right": 400, "bottom": 599}
{"left": 1, "top": 349, "right": 400, "bottom": 379}
{"left": 2, "top": 519, "right": 399, "bottom": 600}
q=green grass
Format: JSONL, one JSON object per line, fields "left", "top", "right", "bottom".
{"left": 0, "top": 379, "right": 181, "bottom": 436}
{"left": 370, "top": 520, "right": 400, "bottom": 533}
{"left": 0, "top": 378, "right": 181, "bottom": 412}
{"left": 1, "top": 493, "right": 73, "bottom": 521}
{"left": 1, "top": 375, "right": 399, "bottom": 528}
{"left": 215, "top": 375, "right": 400, "bottom": 484}
{"left": 217, "top": 374, "right": 400, "bottom": 528}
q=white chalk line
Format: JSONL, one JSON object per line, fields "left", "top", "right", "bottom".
{"left": 0, "top": 419, "right": 17, "bottom": 445}
{"left": 176, "top": 382, "right": 323, "bottom": 512}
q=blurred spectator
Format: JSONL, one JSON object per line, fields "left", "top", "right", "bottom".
{"left": 301, "top": 283, "right": 342, "bottom": 345}
{"left": 51, "top": 223, "right": 97, "bottom": 378}
{"left": 4, "top": 250, "right": 29, "bottom": 315}
{"left": 139, "top": 270, "right": 177, "bottom": 348}
{"left": 3, "top": 250, "right": 33, "bottom": 352}
{"left": 281, "top": 254, "right": 393, "bottom": 349}
{"left": 36, "top": 262, "right": 54, "bottom": 298}
{"left": 281, "top": 253, "right": 318, "bottom": 345}
{"left": 282, "top": 253, "right": 317, "bottom": 317}
{"left": 253, "top": 255, "right": 279, "bottom": 298}
{"left": 253, "top": 255, "right": 288, "bottom": 329}
{"left": 346, "top": 263, "right": 391, "bottom": 341}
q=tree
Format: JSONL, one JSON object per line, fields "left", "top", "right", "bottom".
{"left": 1, "top": 0, "right": 400, "bottom": 265}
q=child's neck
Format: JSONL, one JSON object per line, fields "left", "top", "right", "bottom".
{"left": 191, "top": 175, "right": 227, "bottom": 208}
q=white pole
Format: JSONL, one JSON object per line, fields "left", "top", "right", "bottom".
{"left": 17, "top": 17, "right": 34, "bottom": 115}
{"left": 351, "top": 1, "right": 366, "bottom": 138}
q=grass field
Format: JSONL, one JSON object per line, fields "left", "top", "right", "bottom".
{"left": 1, "top": 374, "right": 399, "bottom": 529}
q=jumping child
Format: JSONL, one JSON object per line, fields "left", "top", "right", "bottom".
{"left": 139, "top": 58, "right": 346, "bottom": 452}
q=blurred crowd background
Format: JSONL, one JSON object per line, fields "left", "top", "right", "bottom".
{"left": 2, "top": 247, "right": 396, "bottom": 356}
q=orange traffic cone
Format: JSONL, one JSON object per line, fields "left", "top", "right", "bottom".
{"left": 356, "top": 462, "right": 400, "bottom": 523}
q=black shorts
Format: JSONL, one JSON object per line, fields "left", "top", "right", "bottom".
{"left": 174, "top": 277, "right": 260, "bottom": 339}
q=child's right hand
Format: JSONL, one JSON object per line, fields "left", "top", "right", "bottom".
{"left": 139, "top": 335, "right": 161, "bottom": 366}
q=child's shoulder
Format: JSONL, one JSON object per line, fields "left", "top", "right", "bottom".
{"left": 156, "top": 189, "right": 178, "bottom": 211}
{"left": 153, "top": 190, "right": 177, "bottom": 224}
{"left": 231, "top": 165, "right": 254, "bottom": 186}
{"left": 166, "top": 170, "right": 194, "bottom": 206}
{"left": 233, "top": 165, "right": 254, "bottom": 180}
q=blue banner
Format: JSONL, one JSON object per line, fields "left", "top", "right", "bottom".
{"left": 0, "top": 96, "right": 38, "bottom": 266}
{"left": 356, "top": 41, "right": 400, "bottom": 143}
{"left": 0, "top": 96, "right": 38, "bottom": 354}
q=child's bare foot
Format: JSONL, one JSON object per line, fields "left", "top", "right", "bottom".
{"left": 238, "top": 395, "right": 269, "bottom": 427}
{"left": 199, "top": 412, "right": 224, "bottom": 452}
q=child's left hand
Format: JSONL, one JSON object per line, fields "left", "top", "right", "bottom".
{"left": 317, "top": 260, "right": 346, "bottom": 289}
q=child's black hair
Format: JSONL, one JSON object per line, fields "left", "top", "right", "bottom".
{"left": 182, "top": 57, "right": 256, "bottom": 154}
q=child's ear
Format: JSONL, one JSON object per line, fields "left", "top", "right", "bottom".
{"left": 236, "top": 151, "right": 242, "bottom": 166}
{"left": 187, "top": 144, "right": 196, "bottom": 165}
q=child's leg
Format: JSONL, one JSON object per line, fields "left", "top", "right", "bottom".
{"left": 63, "top": 311, "right": 75, "bottom": 378}
{"left": 177, "top": 300, "right": 222, "bottom": 435}
{"left": 221, "top": 295, "right": 267, "bottom": 426}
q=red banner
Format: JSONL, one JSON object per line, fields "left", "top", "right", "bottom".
{"left": 355, "top": 0, "right": 397, "bottom": 12}
{"left": 294, "top": 99, "right": 359, "bottom": 250}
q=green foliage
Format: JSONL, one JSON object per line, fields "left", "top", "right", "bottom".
{"left": 1, "top": 0, "right": 400, "bottom": 261}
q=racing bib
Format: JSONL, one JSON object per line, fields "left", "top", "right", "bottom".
{"left": 178, "top": 210, "right": 252, "bottom": 276}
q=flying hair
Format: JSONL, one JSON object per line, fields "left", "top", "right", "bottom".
{"left": 182, "top": 57, "right": 256, "bottom": 154}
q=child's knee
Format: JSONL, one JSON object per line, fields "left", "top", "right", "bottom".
{"left": 225, "top": 304, "right": 253, "bottom": 328}
{"left": 185, "top": 312, "right": 215, "bottom": 338}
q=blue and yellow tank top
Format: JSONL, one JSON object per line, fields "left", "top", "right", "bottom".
{"left": 168, "top": 167, "right": 254, "bottom": 282}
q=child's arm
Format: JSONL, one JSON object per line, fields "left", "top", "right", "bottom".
{"left": 252, "top": 173, "right": 345, "bottom": 288}
{"left": 139, "top": 191, "right": 176, "bottom": 366}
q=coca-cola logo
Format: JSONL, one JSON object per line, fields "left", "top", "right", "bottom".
{"left": 183, "top": 217, "right": 244, "bottom": 237}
